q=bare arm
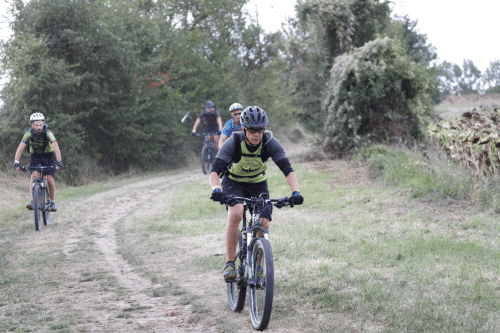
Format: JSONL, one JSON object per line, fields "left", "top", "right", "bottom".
{"left": 50, "top": 141, "right": 62, "bottom": 170}
{"left": 51, "top": 141, "right": 62, "bottom": 161}
{"left": 217, "top": 116, "right": 223, "bottom": 131}
{"left": 219, "top": 134, "right": 228, "bottom": 149}
{"left": 14, "top": 142, "right": 27, "bottom": 162}
{"left": 192, "top": 118, "right": 201, "bottom": 132}
{"left": 209, "top": 171, "right": 220, "bottom": 190}
{"left": 286, "top": 171, "right": 299, "bottom": 193}
{"left": 14, "top": 142, "right": 26, "bottom": 171}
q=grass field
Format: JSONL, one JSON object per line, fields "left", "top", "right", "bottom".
{"left": 435, "top": 94, "right": 500, "bottom": 119}
{"left": 3, "top": 113, "right": 500, "bottom": 331}
{"left": 3, "top": 153, "right": 500, "bottom": 332}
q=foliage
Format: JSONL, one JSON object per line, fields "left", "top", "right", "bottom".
{"left": 386, "top": 15, "right": 437, "bottom": 66}
{"left": 435, "top": 59, "right": 500, "bottom": 97}
{"left": 298, "top": 0, "right": 390, "bottom": 65}
{"left": 289, "top": 0, "right": 391, "bottom": 131}
{"left": 484, "top": 60, "right": 500, "bottom": 94}
{"left": 322, "top": 37, "right": 436, "bottom": 154}
{"left": 0, "top": 0, "right": 270, "bottom": 184}
{"left": 428, "top": 105, "right": 500, "bottom": 177}
{"left": 357, "top": 144, "right": 474, "bottom": 200}
{"left": 385, "top": 15, "right": 443, "bottom": 104}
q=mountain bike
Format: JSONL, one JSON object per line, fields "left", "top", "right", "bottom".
{"left": 221, "top": 194, "right": 293, "bottom": 331}
{"left": 193, "top": 132, "right": 220, "bottom": 174}
{"left": 20, "top": 165, "right": 54, "bottom": 231}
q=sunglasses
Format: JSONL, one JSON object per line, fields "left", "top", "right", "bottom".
{"left": 246, "top": 127, "right": 265, "bottom": 134}
{"left": 232, "top": 112, "right": 242, "bottom": 116}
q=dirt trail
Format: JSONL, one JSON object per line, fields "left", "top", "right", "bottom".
{"left": 2, "top": 141, "right": 311, "bottom": 332}
{"left": 53, "top": 169, "right": 222, "bottom": 332}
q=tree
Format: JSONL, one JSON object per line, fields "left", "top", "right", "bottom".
{"left": 484, "top": 60, "right": 500, "bottom": 94}
{"left": 387, "top": 15, "right": 437, "bottom": 65}
{"left": 297, "top": 0, "right": 390, "bottom": 65}
{"left": 322, "top": 37, "right": 436, "bottom": 154}
{"left": 0, "top": 0, "right": 259, "bottom": 183}
{"left": 457, "top": 59, "right": 482, "bottom": 95}
{"left": 286, "top": 0, "right": 390, "bottom": 131}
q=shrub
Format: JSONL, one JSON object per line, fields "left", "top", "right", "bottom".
{"left": 322, "top": 37, "right": 437, "bottom": 155}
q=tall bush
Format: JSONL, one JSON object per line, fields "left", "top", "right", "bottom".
{"left": 322, "top": 37, "right": 436, "bottom": 154}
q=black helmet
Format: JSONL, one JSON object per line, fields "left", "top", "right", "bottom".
{"left": 205, "top": 101, "right": 214, "bottom": 108}
{"left": 240, "top": 106, "right": 268, "bottom": 128}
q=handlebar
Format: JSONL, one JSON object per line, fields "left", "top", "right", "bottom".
{"left": 19, "top": 166, "right": 55, "bottom": 172}
{"left": 192, "top": 131, "right": 221, "bottom": 137}
{"left": 222, "top": 195, "right": 293, "bottom": 208}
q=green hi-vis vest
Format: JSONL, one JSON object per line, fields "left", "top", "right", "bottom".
{"left": 227, "top": 139, "right": 267, "bottom": 183}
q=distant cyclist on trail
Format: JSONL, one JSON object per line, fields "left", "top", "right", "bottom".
{"left": 208, "top": 106, "right": 304, "bottom": 280}
{"left": 192, "top": 101, "right": 223, "bottom": 149}
{"left": 219, "top": 103, "right": 243, "bottom": 149}
{"left": 13, "top": 113, "right": 62, "bottom": 212}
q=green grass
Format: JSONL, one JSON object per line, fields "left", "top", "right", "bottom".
{"left": 357, "top": 144, "right": 500, "bottom": 213}
{"left": 357, "top": 144, "right": 475, "bottom": 200}
{"left": 4, "top": 156, "right": 500, "bottom": 331}
{"left": 110, "top": 160, "right": 500, "bottom": 331}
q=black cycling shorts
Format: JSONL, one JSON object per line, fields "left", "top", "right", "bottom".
{"left": 30, "top": 152, "right": 56, "bottom": 176}
{"left": 205, "top": 124, "right": 220, "bottom": 134}
{"left": 221, "top": 176, "right": 269, "bottom": 204}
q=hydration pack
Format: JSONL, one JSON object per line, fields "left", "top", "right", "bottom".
{"left": 26, "top": 124, "right": 49, "bottom": 154}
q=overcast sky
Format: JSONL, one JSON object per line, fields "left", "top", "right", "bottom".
{"left": 244, "top": 0, "right": 499, "bottom": 73}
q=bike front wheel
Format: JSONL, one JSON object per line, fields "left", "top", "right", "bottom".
{"left": 33, "top": 184, "right": 42, "bottom": 231}
{"left": 42, "top": 187, "right": 50, "bottom": 226}
{"left": 201, "top": 145, "right": 212, "bottom": 174}
{"left": 227, "top": 231, "right": 247, "bottom": 312}
{"left": 249, "top": 238, "right": 274, "bottom": 331}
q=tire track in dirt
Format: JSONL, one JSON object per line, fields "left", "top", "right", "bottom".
{"left": 60, "top": 169, "right": 220, "bottom": 332}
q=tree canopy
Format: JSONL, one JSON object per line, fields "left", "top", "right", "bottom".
{"left": 1, "top": 0, "right": 499, "bottom": 181}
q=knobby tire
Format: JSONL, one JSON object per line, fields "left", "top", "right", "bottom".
{"left": 42, "top": 187, "right": 50, "bottom": 226}
{"left": 33, "top": 184, "right": 42, "bottom": 231}
{"left": 249, "top": 238, "right": 274, "bottom": 331}
{"left": 227, "top": 231, "right": 247, "bottom": 312}
{"left": 201, "top": 145, "right": 211, "bottom": 174}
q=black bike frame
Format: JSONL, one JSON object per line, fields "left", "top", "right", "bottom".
{"left": 228, "top": 196, "right": 289, "bottom": 286}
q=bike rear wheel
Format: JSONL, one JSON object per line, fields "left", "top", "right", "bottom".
{"left": 33, "top": 184, "right": 42, "bottom": 231}
{"left": 249, "top": 238, "right": 274, "bottom": 331}
{"left": 42, "top": 187, "right": 50, "bottom": 226}
{"left": 201, "top": 145, "right": 211, "bottom": 174}
{"left": 227, "top": 231, "right": 247, "bottom": 312}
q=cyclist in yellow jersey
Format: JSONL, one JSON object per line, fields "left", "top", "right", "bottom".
{"left": 14, "top": 113, "right": 62, "bottom": 212}
{"left": 208, "top": 106, "right": 304, "bottom": 280}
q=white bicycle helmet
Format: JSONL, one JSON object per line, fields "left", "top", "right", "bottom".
{"left": 229, "top": 103, "right": 243, "bottom": 113}
{"left": 30, "top": 112, "right": 45, "bottom": 122}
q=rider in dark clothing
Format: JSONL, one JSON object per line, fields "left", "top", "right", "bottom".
{"left": 208, "top": 106, "right": 304, "bottom": 280}
{"left": 192, "top": 101, "right": 223, "bottom": 149}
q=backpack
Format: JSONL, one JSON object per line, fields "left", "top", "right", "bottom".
{"left": 26, "top": 124, "right": 49, "bottom": 155}
{"left": 220, "top": 131, "right": 274, "bottom": 179}
{"left": 230, "top": 131, "right": 274, "bottom": 163}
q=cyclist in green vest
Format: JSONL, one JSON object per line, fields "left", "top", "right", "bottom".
{"left": 13, "top": 112, "right": 62, "bottom": 212}
{"left": 208, "top": 106, "right": 304, "bottom": 280}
